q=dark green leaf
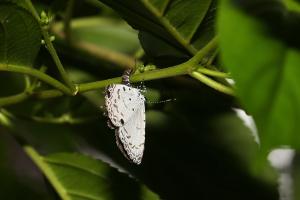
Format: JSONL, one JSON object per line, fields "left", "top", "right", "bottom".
{"left": 218, "top": 0, "right": 300, "bottom": 152}
{"left": 95, "top": 0, "right": 214, "bottom": 63}
{"left": 0, "top": 3, "right": 41, "bottom": 67}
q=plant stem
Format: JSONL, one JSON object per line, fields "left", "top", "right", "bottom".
{"left": 0, "top": 92, "right": 29, "bottom": 107}
{"left": 33, "top": 89, "right": 64, "bottom": 99}
{"left": 197, "top": 67, "right": 230, "bottom": 78}
{"left": 24, "top": 146, "right": 72, "bottom": 200}
{"left": 187, "top": 36, "right": 218, "bottom": 66}
{"left": 64, "top": 0, "right": 75, "bottom": 43}
{"left": 78, "top": 36, "right": 218, "bottom": 92}
{"left": 79, "top": 62, "right": 190, "bottom": 92}
{"left": 24, "top": 0, "right": 40, "bottom": 19}
{"left": 25, "top": 0, "right": 76, "bottom": 92}
{"left": 190, "top": 71, "right": 234, "bottom": 95}
{"left": 0, "top": 36, "right": 228, "bottom": 106}
{"left": 41, "top": 30, "right": 76, "bottom": 92}
{"left": 0, "top": 64, "right": 72, "bottom": 95}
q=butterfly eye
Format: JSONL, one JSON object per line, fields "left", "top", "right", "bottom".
{"left": 120, "top": 119, "right": 124, "bottom": 125}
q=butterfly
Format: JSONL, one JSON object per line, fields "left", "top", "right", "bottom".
{"left": 104, "top": 69, "right": 146, "bottom": 164}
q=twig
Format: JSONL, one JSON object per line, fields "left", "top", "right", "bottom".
{"left": 25, "top": 0, "right": 76, "bottom": 92}
{"left": 190, "top": 71, "right": 234, "bottom": 95}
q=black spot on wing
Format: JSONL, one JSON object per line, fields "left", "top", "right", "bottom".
{"left": 106, "top": 90, "right": 111, "bottom": 98}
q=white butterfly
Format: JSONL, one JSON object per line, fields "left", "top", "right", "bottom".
{"left": 104, "top": 70, "right": 146, "bottom": 164}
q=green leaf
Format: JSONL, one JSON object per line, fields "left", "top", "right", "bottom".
{"left": 24, "top": 146, "right": 160, "bottom": 200}
{"left": 0, "top": 3, "right": 41, "bottom": 67}
{"left": 218, "top": 0, "right": 300, "bottom": 151}
{"left": 283, "top": 0, "right": 300, "bottom": 12}
{"left": 94, "top": 0, "right": 214, "bottom": 61}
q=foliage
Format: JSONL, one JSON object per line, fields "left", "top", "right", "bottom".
{"left": 0, "top": 0, "right": 300, "bottom": 199}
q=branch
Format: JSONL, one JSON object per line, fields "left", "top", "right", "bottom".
{"left": 0, "top": 64, "right": 72, "bottom": 95}
{"left": 187, "top": 36, "right": 218, "bottom": 66}
{"left": 25, "top": 0, "right": 76, "bottom": 92}
{"left": 190, "top": 72, "right": 234, "bottom": 95}
{"left": 0, "top": 36, "right": 232, "bottom": 107}
{"left": 64, "top": 0, "right": 75, "bottom": 43}
{"left": 196, "top": 66, "right": 230, "bottom": 78}
{"left": 0, "top": 92, "right": 29, "bottom": 107}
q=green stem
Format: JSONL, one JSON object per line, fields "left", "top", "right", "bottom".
{"left": 0, "top": 62, "right": 189, "bottom": 105}
{"left": 64, "top": 0, "right": 75, "bottom": 43}
{"left": 25, "top": 0, "right": 76, "bottom": 92}
{"left": 24, "top": 146, "right": 72, "bottom": 200}
{"left": 0, "top": 37, "right": 224, "bottom": 106}
{"left": 206, "top": 48, "right": 219, "bottom": 66}
{"left": 187, "top": 36, "right": 218, "bottom": 66}
{"left": 190, "top": 71, "right": 234, "bottom": 95}
{"left": 33, "top": 89, "right": 64, "bottom": 99}
{"left": 24, "top": 0, "right": 40, "bottom": 20}
{"left": 0, "top": 64, "right": 72, "bottom": 95}
{"left": 42, "top": 30, "right": 76, "bottom": 92}
{"left": 0, "top": 92, "right": 29, "bottom": 107}
{"left": 79, "top": 62, "right": 190, "bottom": 92}
{"left": 197, "top": 67, "right": 230, "bottom": 78}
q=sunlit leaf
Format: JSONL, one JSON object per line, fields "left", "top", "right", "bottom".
{"left": 25, "top": 147, "right": 160, "bottom": 200}
{"left": 218, "top": 0, "right": 300, "bottom": 152}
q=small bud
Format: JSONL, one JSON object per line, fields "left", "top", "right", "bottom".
{"left": 143, "top": 64, "right": 156, "bottom": 72}
{"left": 40, "top": 11, "right": 47, "bottom": 19}
{"left": 40, "top": 11, "right": 49, "bottom": 25}
{"left": 50, "top": 35, "right": 55, "bottom": 42}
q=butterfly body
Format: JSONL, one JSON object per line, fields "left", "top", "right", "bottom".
{"left": 105, "top": 82, "right": 146, "bottom": 164}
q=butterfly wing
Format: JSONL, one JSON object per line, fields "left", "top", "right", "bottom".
{"left": 105, "top": 84, "right": 145, "bottom": 127}
{"left": 116, "top": 103, "right": 146, "bottom": 164}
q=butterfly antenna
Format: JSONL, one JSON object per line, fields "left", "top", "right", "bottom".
{"left": 122, "top": 69, "right": 133, "bottom": 86}
{"left": 146, "top": 98, "right": 176, "bottom": 104}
